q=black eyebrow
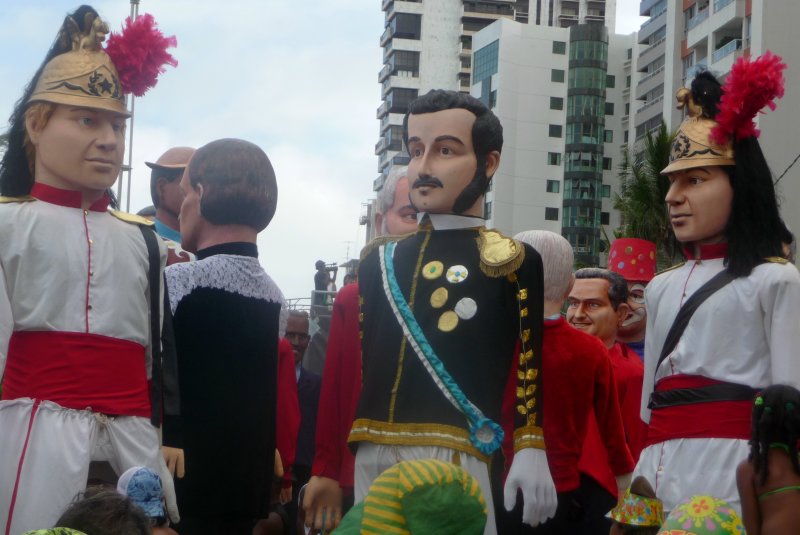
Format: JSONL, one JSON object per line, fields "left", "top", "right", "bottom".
{"left": 434, "top": 135, "right": 465, "bottom": 146}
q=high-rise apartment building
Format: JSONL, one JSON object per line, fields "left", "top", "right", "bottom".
{"left": 469, "top": 2, "right": 633, "bottom": 265}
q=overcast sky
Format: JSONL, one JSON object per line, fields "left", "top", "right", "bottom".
{"left": 0, "top": 1, "right": 645, "bottom": 301}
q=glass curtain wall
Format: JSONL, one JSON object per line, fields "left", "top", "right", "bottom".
{"left": 562, "top": 24, "right": 608, "bottom": 266}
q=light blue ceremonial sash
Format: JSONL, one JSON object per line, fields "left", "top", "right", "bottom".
{"left": 379, "top": 241, "right": 503, "bottom": 455}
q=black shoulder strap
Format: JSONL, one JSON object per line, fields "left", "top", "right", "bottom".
{"left": 654, "top": 269, "right": 735, "bottom": 376}
{"left": 139, "top": 225, "right": 164, "bottom": 427}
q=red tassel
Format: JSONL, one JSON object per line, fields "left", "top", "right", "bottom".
{"left": 710, "top": 51, "right": 785, "bottom": 145}
{"left": 105, "top": 14, "right": 177, "bottom": 97}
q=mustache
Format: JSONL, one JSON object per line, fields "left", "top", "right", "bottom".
{"left": 412, "top": 175, "right": 444, "bottom": 189}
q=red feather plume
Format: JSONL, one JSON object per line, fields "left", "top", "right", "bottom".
{"left": 105, "top": 14, "right": 177, "bottom": 97}
{"left": 710, "top": 51, "right": 786, "bottom": 145}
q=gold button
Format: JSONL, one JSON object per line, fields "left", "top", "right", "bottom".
{"left": 88, "top": 239, "right": 94, "bottom": 245}
{"left": 437, "top": 311, "right": 459, "bottom": 332}
{"left": 422, "top": 261, "right": 444, "bottom": 280}
{"left": 430, "top": 287, "right": 448, "bottom": 309}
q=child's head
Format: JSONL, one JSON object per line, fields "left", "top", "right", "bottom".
{"left": 55, "top": 488, "right": 150, "bottom": 535}
{"left": 750, "top": 384, "right": 800, "bottom": 484}
{"left": 607, "top": 477, "right": 663, "bottom": 534}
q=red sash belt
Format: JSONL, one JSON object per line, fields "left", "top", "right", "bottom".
{"left": 645, "top": 375, "right": 754, "bottom": 446}
{"left": 2, "top": 331, "right": 151, "bottom": 418}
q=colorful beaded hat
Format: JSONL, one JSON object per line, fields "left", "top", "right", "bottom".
{"left": 656, "top": 495, "right": 743, "bottom": 535}
{"left": 335, "top": 459, "right": 487, "bottom": 535}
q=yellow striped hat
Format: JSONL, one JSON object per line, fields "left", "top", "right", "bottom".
{"left": 335, "top": 459, "right": 487, "bottom": 535}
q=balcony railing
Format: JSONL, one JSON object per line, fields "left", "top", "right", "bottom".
{"left": 637, "top": 94, "right": 664, "bottom": 113}
{"left": 687, "top": 8, "right": 709, "bottom": 31}
{"left": 376, "top": 101, "right": 389, "bottom": 119}
{"left": 640, "top": 7, "right": 667, "bottom": 29}
{"left": 638, "top": 36, "right": 666, "bottom": 59}
{"left": 637, "top": 65, "right": 665, "bottom": 86}
{"left": 712, "top": 38, "right": 742, "bottom": 63}
{"left": 714, "top": 0, "right": 735, "bottom": 12}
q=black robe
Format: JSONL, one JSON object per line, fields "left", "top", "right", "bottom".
{"left": 164, "top": 242, "right": 284, "bottom": 520}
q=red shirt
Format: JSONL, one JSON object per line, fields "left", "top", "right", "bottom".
{"left": 502, "top": 318, "right": 634, "bottom": 493}
{"left": 276, "top": 337, "right": 300, "bottom": 488}
{"left": 311, "top": 283, "right": 362, "bottom": 489}
{"left": 578, "top": 342, "right": 646, "bottom": 497}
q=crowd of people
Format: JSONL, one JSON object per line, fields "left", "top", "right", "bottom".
{"left": 1, "top": 5, "right": 800, "bottom": 535}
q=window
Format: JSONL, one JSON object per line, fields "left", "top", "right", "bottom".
{"left": 390, "top": 50, "right": 420, "bottom": 77}
{"left": 601, "top": 212, "right": 610, "bottom": 225}
{"left": 474, "top": 40, "right": 500, "bottom": 85}
{"left": 624, "top": 130, "right": 629, "bottom": 143}
{"left": 549, "top": 124, "right": 563, "bottom": 138}
{"left": 624, "top": 102, "right": 630, "bottom": 115}
{"left": 626, "top": 75, "right": 631, "bottom": 88}
{"left": 484, "top": 200, "right": 492, "bottom": 219}
{"left": 603, "top": 129, "right": 613, "bottom": 143}
{"left": 550, "top": 97, "right": 564, "bottom": 110}
{"left": 551, "top": 69, "right": 565, "bottom": 83}
{"left": 627, "top": 48, "right": 633, "bottom": 59}
{"left": 546, "top": 180, "right": 560, "bottom": 193}
{"left": 545, "top": 207, "right": 559, "bottom": 221}
{"left": 601, "top": 184, "right": 611, "bottom": 197}
{"left": 391, "top": 13, "right": 422, "bottom": 40}
{"left": 387, "top": 88, "right": 419, "bottom": 113}
{"left": 552, "top": 41, "right": 567, "bottom": 54}
{"left": 547, "top": 152, "right": 562, "bottom": 165}
{"left": 606, "top": 74, "right": 616, "bottom": 88}
{"left": 603, "top": 157, "right": 612, "bottom": 171}
{"left": 605, "top": 102, "right": 614, "bottom": 115}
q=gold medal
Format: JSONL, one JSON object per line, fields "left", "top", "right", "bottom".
{"left": 430, "top": 287, "right": 449, "bottom": 309}
{"left": 438, "top": 310, "right": 459, "bottom": 332}
{"left": 422, "top": 261, "right": 444, "bottom": 280}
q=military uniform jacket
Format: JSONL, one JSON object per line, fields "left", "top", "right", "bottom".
{"left": 350, "top": 216, "right": 545, "bottom": 462}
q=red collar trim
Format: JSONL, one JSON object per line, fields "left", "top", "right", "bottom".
{"left": 683, "top": 242, "right": 729, "bottom": 260}
{"left": 30, "top": 183, "right": 110, "bottom": 212}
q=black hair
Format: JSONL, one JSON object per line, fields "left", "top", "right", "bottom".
{"left": 56, "top": 488, "right": 150, "bottom": 535}
{"left": 150, "top": 167, "right": 183, "bottom": 208}
{"left": 749, "top": 384, "right": 800, "bottom": 485}
{"left": 0, "top": 5, "right": 100, "bottom": 196}
{"left": 188, "top": 138, "right": 278, "bottom": 232}
{"left": 687, "top": 71, "right": 786, "bottom": 277}
{"left": 402, "top": 90, "right": 503, "bottom": 214}
{"left": 574, "top": 267, "right": 629, "bottom": 310}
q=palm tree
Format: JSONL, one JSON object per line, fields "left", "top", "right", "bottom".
{"left": 613, "top": 121, "right": 682, "bottom": 269}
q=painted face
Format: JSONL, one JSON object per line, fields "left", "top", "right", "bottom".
{"left": 665, "top": 166, "right": 733, "bottom": 246}
{"left": 158, "top": 170, "right": 187, "bottom": 218}
{"left": 178, "top": 169, "right": 203, "bottom": 253}
{"left": 28, "top": 104, "right": 126, "bottom": 194}
{"left": 406, "top": 108, "right": 482, "bottom": 216}
{"left": 618, "top": 282, "right": 647, "bottom": 338}
{"left": 285, "top": 315, "right": 310, "bottom": 365}
{"left": 566, "top": 278, "right": 628, "bottom": 349}
{"left": 382, "top": 177, "right": 418, "bottom": 235}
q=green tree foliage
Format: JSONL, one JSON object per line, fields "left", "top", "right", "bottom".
{"left": 613, "top": 122, "right": 682, "bottom": 269}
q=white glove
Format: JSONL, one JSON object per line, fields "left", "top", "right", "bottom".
{"left": 503, "top": 448, "right": 557, "bottom": 527}
{"left": 157, "top": 454, "right": 180, "bottom": 524}
{"left": 616, "top": 472, "right": 632, "bottom": 495}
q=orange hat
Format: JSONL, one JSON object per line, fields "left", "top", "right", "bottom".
{"left": 609, "top": 238, "right": 656, "bottom": 283}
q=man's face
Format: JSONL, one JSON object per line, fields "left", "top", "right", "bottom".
{"left": 381, "top": 177, "right": 418, "bottom": 235}
{"left": 665, "top": 166, "right": 733, "bottom": 245}
{"left": 618, "top": 281, "right": 647, "bottom": 339}
{"left": 566, "top": 278, "right": 628, "bottom": 348}
{"left": 29, "top": 105, "right": 126, "bottom": 193}
{"left": 285, "top": 315, "right": 310, "bottom": 365}
{"left": 406, "top": 108, "right": 481, "bottom": 215}
{"left": 178, "top": 169, "right": 203, "bottom": 253}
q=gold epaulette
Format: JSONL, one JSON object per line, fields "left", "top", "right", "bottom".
{"left": 765, "top": 256, "right": 789, "bottom": 264}
{"left": 0, "top": 195, "right": 36, "bottom": 204}
{"left": 476, "top": 227, "right": 525, "bottom": 278}
{"left": 360, "top": 232, "right": 415, "bottom": 261}
{"left": 109, "top": 210, "right": 154, "bottom": 226}
{"left": 655, "top": 261, "right": 685, "bottom": 276}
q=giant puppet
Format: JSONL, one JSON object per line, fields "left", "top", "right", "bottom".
{"left": 348, "top": 90, "right": 556, "bottom": 533}
{"left": 635, "top": 53, "right": 800, "bottom": 513}
{"left": 0, "top": 7, "right": 176, "bottom": 532}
